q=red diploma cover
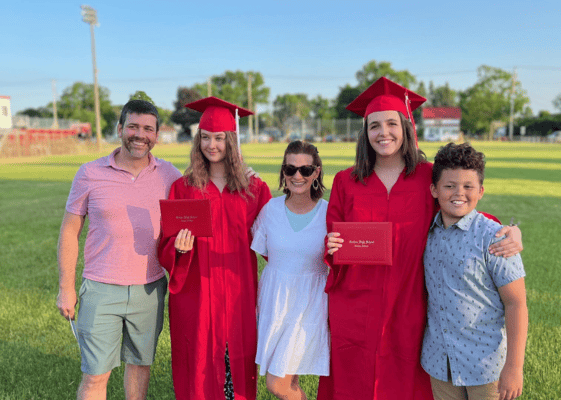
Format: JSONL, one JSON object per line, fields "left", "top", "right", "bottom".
{"left": 332, "top": 222, "right": 392, "bottom": 265}
{"left": 159, "top": 199, "right": 213, "bottom": 237}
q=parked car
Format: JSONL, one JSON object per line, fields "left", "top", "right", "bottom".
{"left": 286, "top": 132, "right": 301, "bottom": 142}
{"left": 325, "top": 134, "right": 342, "bottom": 142}
{"left": 263, "top": 127, "right": 283, "bottom": 141}
{"left": 239, "top": 133, "right": 250, "bottom": 144}
{"left": 304, "top": 134, "right": 321, "bottom": 142}
{"left": 547, "top": 131, "right": 561, "bottom": 142}
{"left": 257, "top": 133, "right": 272, "bottom": 143}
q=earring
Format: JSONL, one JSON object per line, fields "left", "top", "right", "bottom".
{"left": 312, "top": 179, "right": 319, "bottom": 190}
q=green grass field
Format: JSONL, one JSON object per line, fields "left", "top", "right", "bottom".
{"left": 1, "top": 141, "right": 560, "bottom": 399}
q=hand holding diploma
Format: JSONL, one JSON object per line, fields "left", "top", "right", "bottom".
{"left": 175, "top": 229, "right": 195, "bottom": 254}
{"left": 326, "top": 232, "right": 344, "bottom": 255}
{"left": 330, "top": 222, "right": 392, "bottom": 265}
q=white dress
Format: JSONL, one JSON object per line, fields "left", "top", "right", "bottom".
{"left": 251, "top": 195, "right": 330, "bottom": 377}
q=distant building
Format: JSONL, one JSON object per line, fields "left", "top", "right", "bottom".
{"left": 158, "top": 124, "right": 179, "bottom": 144}
{"left": 422, "top": 107, "right": 461, "bottom": 142}
{"left": 0, "top": 96, "right": 12, "bottom": 129}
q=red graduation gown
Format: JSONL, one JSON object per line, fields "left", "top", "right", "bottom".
{"left": 318, "top": 163, "right": 435, "bottom": 400}
{"left": 158, "top": 176, "right": 271, "bottom": 400}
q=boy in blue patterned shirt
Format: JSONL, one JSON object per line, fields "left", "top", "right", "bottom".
{"left": 421, "top": 143, "right": 527, "bottom": 400}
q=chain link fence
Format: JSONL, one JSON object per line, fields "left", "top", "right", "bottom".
{"left": 0, "top": 129, "right": 95, "bottom": 158}
{"left": 0, "top": 115, "right": 97, "bottom": 158}
{"left": 250, "top": 117, "right": 364, "bottom": 143}
{"left": 12, "top": 115, "right": 80, "bottom": 130}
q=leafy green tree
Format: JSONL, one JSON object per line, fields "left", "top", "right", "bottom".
{"left": 414, "top": 81, "right": 457, "bottom": 139}
{"left": 520, "top": 106, "right": 534, "bottom": 119}
{"left": 416, "top": 81, "right": 428, "bottom": 101}
{"left": 192, "top": 70, "right": 270, "bottom": 113}
{"left": 425, "top": 81, "right": 458, "bottom": 107}
{"left": 334, "top": 61, "right": 416, "bottom": 120}
{"left": 273, "top": 93, "right": 311, "bottom": 134}
{"left": 431, "top": 82, "right": 458, "bottom": 107}
{"left": 127, "top": 91, "right": 172, "bottom": 126}
{"left": 553, "top": 93, "right": 561, "bottom": 112}
{"left": 158, "top": 108, "right": 173, "bottom": 126}
{"left": 334, "top": 85, "right": 362, "bottom": 119}
{"left": 17, "top": 107, "right": 53, "bottom": 118}
{"left": 428, "top": 81, "right": 435, "bottom": 104}
{"left": 516, "top": 110, "right": 561, "bottom": 136}
{"left": 459, "top": 65, "right": 530, "bottom": 137}
{"left": 414, "top": 81, "right": 429, "bottom": 129}
{"left": 129, "top": 90, "right": 154, "bottom": 103}
{"left": 310, "top": 95, "right": 335, "bottom": 120}
{"left": 257, "top": 112, "right": 275, "bottom": 130}
{"left": 356, "top": 60, "right": 416, "bottom": 91}
{"left": 171, "top": 87, "right": 203, "bottom": 138}
{"left": 56, "top": 82, "right": 117, "bottom": 137}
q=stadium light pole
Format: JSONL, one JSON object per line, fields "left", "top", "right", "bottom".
{"left": 81, "top": 5, "right": 102, "bottom": 152}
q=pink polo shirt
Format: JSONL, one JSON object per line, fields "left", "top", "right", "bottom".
{"left": 66, "top": 148, "right": 183, "bottom": 285}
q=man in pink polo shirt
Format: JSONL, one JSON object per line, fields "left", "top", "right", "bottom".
{"left": 56, "top": 100, "right": 182, "bottom": 399}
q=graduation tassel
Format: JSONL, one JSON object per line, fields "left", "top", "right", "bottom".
{"left": 405, "top": 92, "right": 418, "bottom": 146}
{"left": 235, "top": 108, "right": 243, "bottom": 160}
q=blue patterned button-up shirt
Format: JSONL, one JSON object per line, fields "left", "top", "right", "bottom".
{"left": 421, "top": 209, "right": 525, "bottom": 386}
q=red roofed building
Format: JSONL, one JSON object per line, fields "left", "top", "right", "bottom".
{"left": 422, "top": 107, "right": 462, "bottom": 142}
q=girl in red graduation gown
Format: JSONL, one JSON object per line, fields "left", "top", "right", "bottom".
{"left": 158, "top": 97, "right": 271, "bottom": 400}
{"left": 318, "top": 78, "right": 522, "bottom": 400}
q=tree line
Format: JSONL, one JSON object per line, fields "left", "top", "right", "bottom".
{"left": 18, "top": 60, "right": 561, "bottom": 139}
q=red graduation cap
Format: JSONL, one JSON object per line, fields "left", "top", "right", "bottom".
{"left": 185, "top": 96, "right": 253, "bottom": 133}
{"left": 346, "top": 77, "right": 426, "bottom": 143}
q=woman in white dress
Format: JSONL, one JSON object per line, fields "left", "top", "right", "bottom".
{"left": 251, "top": 140, "right": 330, "bottom": 400}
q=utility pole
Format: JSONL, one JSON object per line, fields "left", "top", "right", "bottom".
{"left": 255, "top": 108, "right": 259, "bottom": 138}
{"left": 81, "top": 5, "right": 102, "bottom": 152}
{"left": 247, "top": 73, "right": 253, "bottom": 142}
{"left": 207, "top": 77, "right": 212, "bottom": 96}
{"left": 509, "top": 67, "right": 517, "bottom": 141}
{"left": 51, "top": 80, "right": 59, "bottom": 129}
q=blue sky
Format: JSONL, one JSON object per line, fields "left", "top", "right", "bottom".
{"left": 1, "top": 0, "right": 560, "bottom": 115}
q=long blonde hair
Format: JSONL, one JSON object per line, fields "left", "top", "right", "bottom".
{"left": 184, "top": 129, "right": 253, "bottom": 197}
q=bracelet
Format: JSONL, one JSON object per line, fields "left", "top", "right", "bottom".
{"left": 176, "top": 249, "right": 188, "bottom": 254}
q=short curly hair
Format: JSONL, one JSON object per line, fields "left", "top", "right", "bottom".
{"left": 432, "top": 142, "right": 485, "bottom": 185}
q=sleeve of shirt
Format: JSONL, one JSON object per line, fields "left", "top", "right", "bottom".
{"left": 250, "top": 201, "right": 269, "bottom": 257}
{"left": 485, "top": 231, "right": 526, "bottom": 288}
{"left": 479, "top": 211, "right": 501, "bottom": 224}
{"left": 163, "top": 162, "right": 183, "bottom": 193}
{"left": 65, "top": 165, "right": 89, "bottom": 216}
{"left": 170, "top": 164, "right": 183, "bottom": 180}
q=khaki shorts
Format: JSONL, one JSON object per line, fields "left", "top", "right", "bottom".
{"left": 77, "top": 276, "right": 167, "bottom": 375}
{"left": 430, "top": 376, "right": 499, "bottom": 400}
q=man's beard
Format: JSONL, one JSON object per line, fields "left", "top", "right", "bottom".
{"left": 123, "top": 136, "right": 154, "bottom": 157}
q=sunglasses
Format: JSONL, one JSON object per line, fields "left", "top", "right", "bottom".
{"left": 282, "top": 164, "right": 317, "bottom": 177}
